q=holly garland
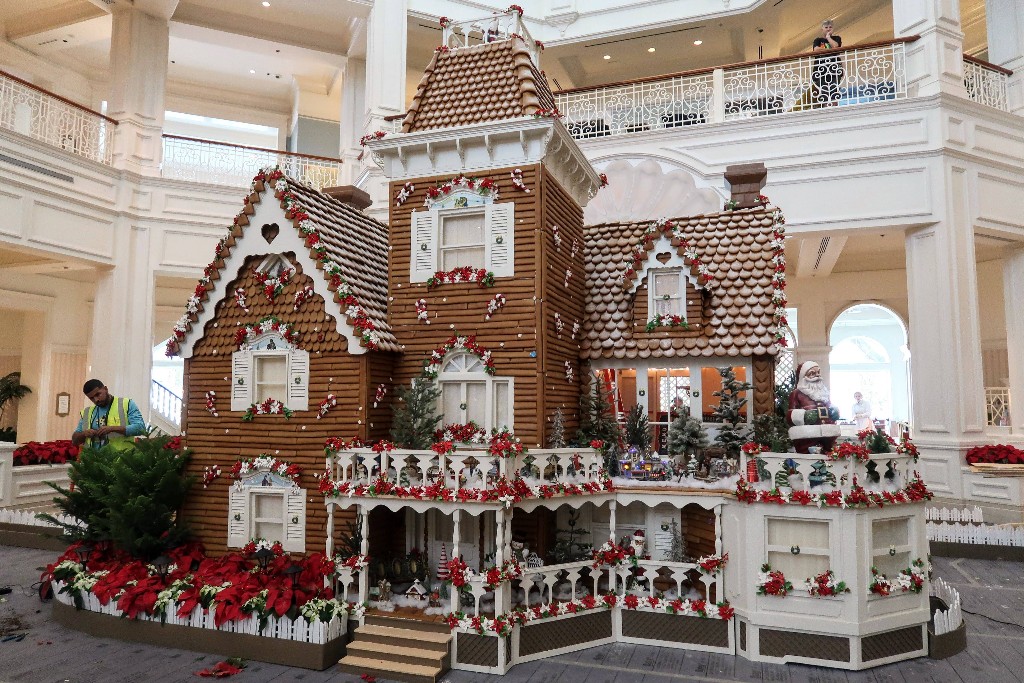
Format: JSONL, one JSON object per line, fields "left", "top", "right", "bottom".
{"left": 620, "top": 218, "right": 715, "bottom": 289}
{"left": 869, "top": 559, "right": 927, "bottom": 596}
{"left": 645, "top": 314, "right": 690, "bottom": 332}
{"left": 205, "top": 391, "right": 219, "bottom": 417}
{"left": 735, "top": 476, "right": 932, "bottom": 508}
{"left": 316, "top": 394, "right": 337, "bottom": 420}
{"left": 416, "top": 298, "right": 429, "bottom": 323}
{"left": 427, "top": 267, "right": 495, "bottom": 289}
{"left": 241, "top": 398, "right": 293, "bottom": 422}
{"left": 424, "top": 335, "right": 495, "bottom": 378}
{"left": 234, "top": 316, "right": 297, "bottom": 350}
{"left": 757, "top": 563, "right": 792, "bottom": 596}
{"left": 202, "top": 465, "right": 221, "bottom": 489}
{"left": 804, "top": 570, "right": 849, "bottom": 597}
{"left": 434, "top": 422, "right": 487, "bottom": 445}
{"left": 292, "top": 285, "right": 314, "bottom": 311}
{"left": 252, "top": 266, "right": 294, "bottom": 302}
{"left": 696, "top": 553, "right": 728, "bottom": 575}
{"left": 231, "top": 455, "right": 303, "bottom": 486}
{"left": 424, "top": 174, "right": 498, "bottom": 208}
{"left": 768, "top": 205, "right": 788, "bottom": 349}
{"left": 510, "top": 169, "right": 530, "bottom": 193}
{"left": 234, "top": 287, "right": 250, "bottom": 313}
{"left": 395, "top": 182, "right": 415, "bottom": 207}
{"left": 485, "top": 293, "right": 506, "bottom": 319}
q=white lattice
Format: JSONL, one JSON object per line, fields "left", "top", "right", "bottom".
{"left": 963, "top": 59, "right": 1009, "bottom": 111}
{"left": 985, "top": 387, "right": 1011, "bottom": 426}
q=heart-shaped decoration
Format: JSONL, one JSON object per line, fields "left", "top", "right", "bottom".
{"left": 261, "top": 223, "right": 279, "bottom": 244}
{"left": 655, "top": 251, "right": 672, "bottom": 264}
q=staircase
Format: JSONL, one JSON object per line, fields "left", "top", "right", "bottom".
{"left": 338, "top": 614, "right": 452, "bottom": 683}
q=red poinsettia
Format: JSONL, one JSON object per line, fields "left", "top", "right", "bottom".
{"left": 966, "top": 444, "right": 1024, "bottom": 465}
{"left": 12, "top": 440, "right": 79, "bottom": 467}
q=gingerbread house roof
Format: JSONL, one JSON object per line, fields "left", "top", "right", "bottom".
{"left": 401, "top": 37, "right": 556, "bottom": 133}
{"left": 581, "top": 207, "right": 785, "bottom": 360}
{"left": 165, "top": 171, "right": 398, "bottom": 357}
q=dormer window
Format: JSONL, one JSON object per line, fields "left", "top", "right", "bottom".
{"left": 650, "top": 269, "right": 686, "bottom": 318}
{"left": 410, "top": 201, "right": 514, "bottom": 282}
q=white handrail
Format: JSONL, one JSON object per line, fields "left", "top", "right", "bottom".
{"left": 150, "top": 379, "right": 182, "bottom": 428}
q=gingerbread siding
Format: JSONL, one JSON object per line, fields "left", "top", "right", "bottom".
{"left": 180, "top": 258, "right": 361, "bottom": 556}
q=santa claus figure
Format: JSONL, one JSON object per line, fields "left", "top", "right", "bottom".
{"left": 786, "top": 361, "right": 842, "bottom": 454}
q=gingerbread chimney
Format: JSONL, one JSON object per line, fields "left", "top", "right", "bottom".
{"left": 322, "top": 184, "right": 372, "bottom": 211}
{"left": 723, "top": 162, "right": 768, "bottom": 209}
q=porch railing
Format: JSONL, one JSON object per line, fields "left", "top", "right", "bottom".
{"left": 963, "top": 55, "right": 1011, "bottom": 111}
{"left": 554, "top": 38, "right": 915, "bottom": 140}
{"left": 985, "top": 386, "right": 1011, "bottom": 426}
{"left": 161, "top": 134, "right": 342, "bottom": 189}
{"left": 150, "top": 380, "right": 182, "bottom": 429}
{"left": 442, "top": 9, "right": 539, "bottom": 64}
{"left": 0, "top": 69, "right": 116, "bottom": 164}
{"left": 326, "top": 446, "right": 606, "bottom": 492}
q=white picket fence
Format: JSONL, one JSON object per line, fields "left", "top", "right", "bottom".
{"left": 926, "top": 506, "right": 984, "bottom": 523}
{"left": 52, "top": 580, "right": 346, "bottom": 644}
{"left": 931, "top": 577, "right": 963, "bottom": 636}
{"left": 928, "top": 522, "right": 1024, "bottom": 546}
{"left": 0, "top": 507, "right": 79, "bottom": 528}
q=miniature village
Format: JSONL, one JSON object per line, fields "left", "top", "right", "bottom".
{"left": 39, "top": 12, "right": 944, "bottom": 682}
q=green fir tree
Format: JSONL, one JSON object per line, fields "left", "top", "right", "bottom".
{"left": 668, "top": 412, "right": 709, "bottom": 458}
{"left": 712, "top": 367, "right": 753, "bottom": 459}
{"left": 624, "top": 404, "right": 652, "bottom": 452}
{"left": 575, "top": 375, "right": 623, "bottom": 475}
{"left": 547, "top": 508, "right": 593, "bottom": 563}
{"left": 390, "top": 370, "right": 443, "bottom": 449}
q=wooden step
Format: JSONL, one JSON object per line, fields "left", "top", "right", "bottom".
{"left": 337, "top": 655, "right": 442, "bottom": 683}
{"left": 364, "top": 613, "right": 452, "bottom": 634}
{"left": 346, "top": 640, "right": 449, "bottom": 669}
{"left": 353, "top": 624, "right": 451, "bottom": 652}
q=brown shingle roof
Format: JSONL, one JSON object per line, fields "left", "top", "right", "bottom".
{"left": 402, "top": 37, "right": 556, "bottom": 133}
{"left": 581, "top": 208, "right": 783, "bottom": 360}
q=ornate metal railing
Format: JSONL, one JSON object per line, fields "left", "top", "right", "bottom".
{"left": 985, "top": 386, "right": 1011, "bottom": 426}
{"left": 161, "top": 135, "right": 341, "bottom": 189}
{"left": 0, "top": 69, "right": 117, "bottom": 164}
{"left": 150, "top": 379, "right": 182, "bottom": 429}
{"left": 555, "top": 38, "right": 915, "bottom": 139}
{"left": 441, "top": 9, "right": 539, "bottom": 64}
{"left": 963, "top": 55, "right": 1011, "bottom": 111}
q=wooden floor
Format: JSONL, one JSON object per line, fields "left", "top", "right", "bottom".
{"left": 1, "top": 544, "right": 1023, "bottom": 682}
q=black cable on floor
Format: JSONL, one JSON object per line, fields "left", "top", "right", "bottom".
{"left": 962, "top": 607, "right": 1024, "bottom": 630}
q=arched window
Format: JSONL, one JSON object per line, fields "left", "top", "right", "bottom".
{"left": 437, "top": 352, "right": 513, "bottom": 431}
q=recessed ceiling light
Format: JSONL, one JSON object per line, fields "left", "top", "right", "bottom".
{"left": 693, "top": 40, "right": 703, "bottom": 46}
{"left": 249, "top": 69, "right": 256, "bottom": 74}
{"left": 603, "top": 54, "right": 611, "bottom": 60}
{"left": 648, "top": 47, "right": 656, "bottom": 53}
{"left": 262, "top": 1, "right": 270, "bottom": 6}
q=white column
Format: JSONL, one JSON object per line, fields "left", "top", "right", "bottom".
{"left": 608, "top": 499, "right": 617, "bottom": 541}
{"left": 364, "top": 0, "right": 407, "bottom": 133}
{"left": 358, "top": 505, "right": 370, "bottom": 603}
{"left": 88, "top": 222, "right": 155, "bottom": 422}
{"left": 904, "top": 165, "right": 986, "bottom": 497}
{"left": 452, "top": 508, "right": 461, "bottom": 560}
{"left": 1004, "top": 248, "right": 1024, "bottom": 434}
{"left": 893, "top": 0, "right": 967, "bottom": 98}
{"left": 339, "top": 58, "right": 367, "bottom": 186}
{"left": 986, "top": 0, "right": 1024, "bottom": 115}
{"left": 107, "top": 4, "right": 175, "bottom": 176}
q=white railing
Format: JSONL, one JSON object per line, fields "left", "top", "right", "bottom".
{"left": 150, "top": 380, "right": 182, "bottom": 429}
{"left": 555, "top": 39, "right": 911, "bottom": 140}
{"left": 963, "top": 57, "right": 1010, "bottom": 111}
{"left": 161, "top": 135, "right": 341, "bottom": 189}
{"left": 442, "top": 10, "right": 539, "bottom": 64}
{"left": 326, "top": 446, "right": 605, "bottom": 491}
{"left": 927, "top": 506, "right": 983, "bottom": 523}
{"left": 927, "top": 521, "right": 1024, "bottom": 546}
{"left": 985, "top": 386, "right": 1011, "bottom": 426}
{"left": 0, "top": 507, "right": 78, "bottom": 528}
{"left": 0, "top": 69, "right": 116, "bottom": 164}
{"left": 744, "top": 450, "right": 916, "bottom": 494}
{"left": 931, "top": 577, "right": 963, "bottom": 636}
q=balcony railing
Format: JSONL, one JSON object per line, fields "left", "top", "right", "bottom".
{"left": 554, "top": 38, "right": 915, "bottom": 140}
{"left": 985, "top": 386, "right": 1011, "bottom": 427}
{"left": 0, "top": 69, "right": 116, "bottom": 164}
{"left": 161, "top": 134, "right": 341, "bottom": 189}
{"left": 150, "top": 379, "right": 182, "bottom": 429}
{"left": 442, "top": 9, "right": 539, "bottom": 64}
{"left": 963, "top": 55, "right": 1011, "bottom": 111}
{"left": 743, "top": 450, "right": 917, "bottom": 495}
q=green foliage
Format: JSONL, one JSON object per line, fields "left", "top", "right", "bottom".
{"left": 0, "top": 371, "right": 31, "bottom": 426}
{"left": 863, "top": 428, "right": 893, "bottom": 454}
{"left": 548, "top": 407, "right": 567, "bottom": 448}
{"left": 751, "top": 413, "right": 792, "bottom": 453}
{"left": 547, "top": 509, "right": 593, "bottom": 564}
{"left": 624, "top": 404, "right": 651, "bottom": 451}
{"left": 774, "top": 370, "right": 795, "bottom": 419}
{"left": 390, "top": 371, "right": 443, "bottom": 449}
{"left": 575, "top": 375, "right": 623, "bottom": 475}
{"left": 39, "top": 436, "right": 193, "bottom": 559}
{"left": 667, "top": 412, "right": 709, "bottom": 456}
{"left": 667, "top": 518, "right": 688, "bottom": 562}
{"left": 712, "top": 367, "right": 752, "bottom": 459}
{"left": 0, "top": 427, "right": 16, "bottom": 443}
{"left": 335, "top": 521, "right": 363, "bottom": 560}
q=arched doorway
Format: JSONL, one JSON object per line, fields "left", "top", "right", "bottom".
{"left": 828, "top": 304, "right": 910, "bottom": 427}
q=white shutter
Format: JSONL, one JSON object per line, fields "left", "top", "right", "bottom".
{"left": 486, "top": 202, "right": 515, "bottom": 277}
{"left": 283, "top": 490, "right": 307, "bottom": 553}
{"left": 287, "top": 349, "right": 309, "bottom": 411}
{"left": 227, "top": 486, "right": 248, "bottom": 548}
{"left": 410, "top": 209, "right": 438, "bottom": 282}
{"left": 231, "top": 351, "right": 253, "bottom": 411}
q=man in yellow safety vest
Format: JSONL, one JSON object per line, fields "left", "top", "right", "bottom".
{"left": 71, "top": 379, "right": 147, "bottom": 450}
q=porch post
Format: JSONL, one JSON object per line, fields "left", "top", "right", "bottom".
{"left": 608, "top": 499, "right": 617, "bottom": 542}
{"left": 358, "top": 505, "right": 370, "bottom": 603}
{"left": 452, "top": 508, "right": 461, "bottom": 560}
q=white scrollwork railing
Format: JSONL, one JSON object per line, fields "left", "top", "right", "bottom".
{"left": 963, "top": 57, "right": 1010, "bottom": 111}
{"left": 0, "top": 70, "right": 116, "bottom": 164}
{"left": 442, "top": 10, "right": 538, "bottom": 64}
{"left": 161, "top": 135, "right": 341, "bottom": 189}
{"left": 555, "top": 39, "right": 911, "bottom": 140}
{"left": 150, "top": 379, "right": 182, "bottom": 429}
{"left": 985, "top": 386, "right": 1011, "bottom": 426}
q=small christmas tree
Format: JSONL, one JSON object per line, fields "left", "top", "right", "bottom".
{"left": 712, "top": 367, "right": 752, "bottom": 459}
{"left": 668, "top": 412, "right": 709, "bottom": 459}
{"left": 575, "top": 374, "right": 623, "bottom": 476}
{"left": 624, "top": 404, "right": 651, "bottom": 452}
{"left": 548, "top": 407, "right": 567, "bottom": 448}
{"left": 436, "top": 543, "right": 450, "bottom": 582}
{"left": 390, "top": 370, "right": 443, "bottom": 449}
{"left": 667, "top": 518, "right": 688, "bottom": 562}
{"left": 548, "top": 508, "right": 592, "bottom": 564}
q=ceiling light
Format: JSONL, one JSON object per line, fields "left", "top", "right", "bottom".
{"left": 249, "top": 69, "right": 256, "bottom": 74}
{"left": 262, "top": 1, "right": 270, "bottom": 6}
{"left": 693, "top": 40, "right": 703, "bottom": 46}
{"left": 603, "top": 54, "right": 611, "bottom": 60}
{"left": 648, "top": 47, "right": 656, "bottom": 53}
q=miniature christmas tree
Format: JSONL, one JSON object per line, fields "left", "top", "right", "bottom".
{"left": 390, "top": 370, "right": 443, "bottom": 449}
{"left": 751, "top": 413, "right": 792, "bottom": 453}
{"left": 436, "top": 542, "right": 450, "bottom": 582}
{"left": 712, "top": 367, "right": 752, "bottom": 459}
{"left": 667, "top": 518, "right": 688, "bottom": 562}
{"left": 575, "top": 375, "right": 623, "bottom": 476}
{"left": 624, "top": 404, "right": 652, "bottom": 453}
{"left": 548, "top": 407, "right": 567, "bottom": 448}
{"left": 668, "top": 412, "right": 709, "bottom": 459}
{"left": 548, "top": 508, "right": 593, "bottom": 564}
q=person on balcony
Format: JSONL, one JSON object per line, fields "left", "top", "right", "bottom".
{"left": 852, "top": 392, "right": 873, "bottom": 431}
{"left": 71, "top": 379, "right": 146, "bottom": 450}
{"left": 812, "top": 19, "right": 844, "bottom": 106}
